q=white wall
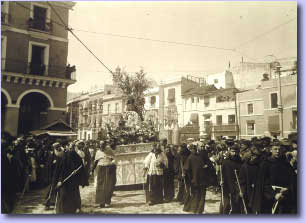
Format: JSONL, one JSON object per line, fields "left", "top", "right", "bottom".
{"left": 206, "top": 71, "right": 226, "bottom": 89}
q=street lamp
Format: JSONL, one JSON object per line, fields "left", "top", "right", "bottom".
{"left": 273, "top": 61, "right": 284, "bottom": 138}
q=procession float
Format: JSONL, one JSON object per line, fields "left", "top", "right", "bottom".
{"left": 101, "top": 111, "right": 158, "bottom": 187}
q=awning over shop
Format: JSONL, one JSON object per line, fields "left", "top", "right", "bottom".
{"left": 30, "top": 119, "right": 77, "bottom": 137}
{"left": 30, "top": 130, "right": 77, "bottom": 137}
{"left": 268, "top": 115, "right": 280, "bottom": 132}
{"left": 190, "top": 113, "right": 199, "bottom": 123}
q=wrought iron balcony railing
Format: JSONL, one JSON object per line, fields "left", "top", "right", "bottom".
{"left": 212, "top": 124, "right": 239, "bottom": 132}
{"left": 27, "top": 18, "right": 52, "bottom": 32}
{"left": 1, "top": 59, "right": 76, "bottom": 81}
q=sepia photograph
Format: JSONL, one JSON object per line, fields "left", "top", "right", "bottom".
{"left": 1, "top": 1, "right": 298, "bottom": 215}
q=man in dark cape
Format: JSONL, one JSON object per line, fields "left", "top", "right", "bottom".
{"left": 44, "top": 146, "right": 61, "bottom": 210}
{"left": 174, "top": 143, "right": 190, "bottom": 204}
{"left": 183, "top": 144, "right": 207, "bottom": 214}
{"left": 198, "top": 143, "right": 218, "bottom": 187}
{"left": 238, "top": 145, "right": 262, "bottom": 214}
{"left": 220, "top": 143, "right": 243, "bottom": 214}
{"left": 163, "top": 144, "right": 175, "bottom": 202}
{"left": 51, "top": 143, "right": 87, "bottom": 214}
{"left": 1, "top": 149, "right": 21, "bottom": 213}
{"left": 252, "top": 141, "right": 297, "bottom": 214}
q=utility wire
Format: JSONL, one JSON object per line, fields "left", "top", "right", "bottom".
{"left": 14, "top": 1, "right": 268, "bottom": 63}
{"left": 72, "top": 28, "right": 261, "bottom": 61}
{"left": 234, "top": 17, "right": 297, "bottom": 49}
{"left": 46, "top": 1, "right": 114, "bottom": 74}
{"left": 14, "top": 1, "right": 235, "bottom": 52}
{"left": 73, "top": 28, "right": 236, "bottom": 52}
{"left": 15, "top": 1, "right": 295, "bottom": 71}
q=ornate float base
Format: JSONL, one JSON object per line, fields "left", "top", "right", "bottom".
{"left": 114, "top": 143, "right": 154, "bottom": 186}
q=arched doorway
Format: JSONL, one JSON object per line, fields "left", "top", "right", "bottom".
{"left": 18, "top": 92, "right": 51, "bottom": 135}
{"left": 1, "top": 92, "right": 8, "bottom": 129}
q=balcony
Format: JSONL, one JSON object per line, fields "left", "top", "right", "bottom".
{"left": 1, "top": 59, "right": 76, "bottom": 81}
{"left": 212, "top": 124, "right": 239, "bottom": 132}
{"left": 28, "top": 18, "right": 52, "bottom": 33}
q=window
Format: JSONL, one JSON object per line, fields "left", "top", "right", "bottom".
{"left": 228, "top": 115, "right": 235, "bottom": 124}
{"left": 107, "top": 104, "right": 111, "bottom": 114}
{"left": 197, "top": 97, "right": 200, "bottom": 103}
{"left": 28, "top": 41, "right": 49, "bottom": 75}
{"left": 247, "top": 103, "right": 254, "bottom": 115}
{"left": 214, "top": 79, "right": 218, "bottom": 84}
{"left": 115, "top": 103, "right": 119, "bottom": 113}
{"left": 216, "top": 115, "right": 222, "bottom": 125}
{"left": 204, "top": 96, "right": 209, "bottom": 107}
{"left": 270, "top": 93, "right": 278, "bottom": 109}
{"left": 292, "top": 110, "right": 297, "bottom": 130}
{"left": 29, "top": 3, "right": 51, "bottom": 32}
{"left": 247, "top": 121, "right": 255, "bottom": 135}
{"left": 168, "top": 88, "right": 175, "bottom": 103}
{"left": 192, "top": 97, "right": 195, "bottom": 103}
{"left": 107, "top": 90, "right": 111, "bottom": 95}
{"left": 150, "top": 96, "right": 156, "bottom": 107}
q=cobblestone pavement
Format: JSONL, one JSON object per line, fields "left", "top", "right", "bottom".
{"left": 13, "top": 181, "right": 221, "bottom": 215}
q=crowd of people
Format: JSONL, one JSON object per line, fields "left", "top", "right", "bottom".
{"left": 1, "top": 134, "right": 95, "bottom": 213}
{"left": 143, "top": 135, "right": 297, "bottom": 214}
{"left": 1, "top": 131, "right": 298, "bottom": 214}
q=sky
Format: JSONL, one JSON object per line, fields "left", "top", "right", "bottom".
{"left": 66, "top": 0, "right": 297, "bottom": 93}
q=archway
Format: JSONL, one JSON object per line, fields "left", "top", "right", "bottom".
{"left": 18, "top": 92, "right": 51, "bottom": 134}
{"left": 1, "top": 92, "right": 8, "bottom": 129}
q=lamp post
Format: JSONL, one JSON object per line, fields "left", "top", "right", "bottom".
{"left": 274, "top": 61, "right": 284, "bottom": 138}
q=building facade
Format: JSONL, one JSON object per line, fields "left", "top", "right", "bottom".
{"left": 1, "top": 1, "right": 76, "bottom": 136}
{"left": 72, "top": 85, "right": 161, "bottom": 140}
{"left": 230, "top": 61, "right": 271, "bottom": 90}
{"left": 182, "top": 86, "right": 239, "bottom": 140}
{"left": 237, "top": 89, "right": 265, "bottom": 139}
{"left": 237, "top": 73, "right": 297, "bottom": 139}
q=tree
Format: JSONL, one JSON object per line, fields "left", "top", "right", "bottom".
{"left": 112, "top": 67, "right": 152, "bottom": 121}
